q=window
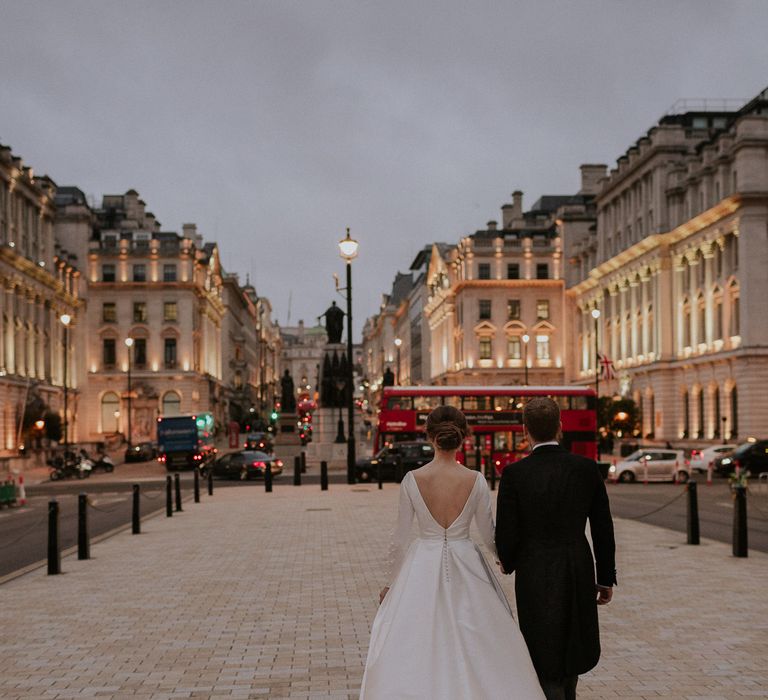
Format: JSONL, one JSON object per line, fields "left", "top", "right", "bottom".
{"left": 102, "top": 264, "right": 116, "bottom": 282}
{"left": 164, "top": 337, "right": 177, "bottom": 368}
{"left": 731, "top": 294, "right": 740, "bottom": 336}
{"left": 133, "top": 264, "right": 146, "bottom": 282}
{"left": 103, "top": 338, "right": 116, "bottom": 368}
{"left": 682, "top": 389, "right": 690, "bottom": 438}
{"left": 714, "top": 297, "right": 723, "bottom": 339}
{"left": 479, "top": 299, "right": 491, "bottom": 320}
{"left": 536, "top": 263, "right": 549, "bottom": 280}
{"left": 507, "top": 263, "right": 520, "bottom": 280}
{"left": 162, "top": 391, "right": 181, "bottom": 416}
{"left": 507, "top": 336, "right": 521, "bottom": 359}
{"left": 163, "top": 302, "right": 177, "bottom": 322}
{"left": 535, "top": 334, "right": 550, "bottom": 360}
{"left": 133, "top": 338, "right": 147, "bottom": 368}
{"left": 479, "top": 337, "right": 492, "bottom": 360}
{"left": 102, "top": 303, "right": 116, "bottom": 323}
{"left": 507, "top": 299, "right": 521, "bottom": 320}
{"left": 463, "top": 395, "right": 493, "bottom": 410}
{"left": 713, "top": 387, "right": 721, "bottom": 438}
{"left": 536, "top": 300, "right": 550, "bottom": 320}
{"left": 730, "top": 386, "right": 738, "bottom": 438}
{"left": 697, "top": 298, "right": 706, "bottom": 343}
{"left": 478, "top": 263, "right": 491, "bottom": 280}
{"left": 697, "top": 390, "right": 704, "bottom": 439}
{"left": 163, "top": 264, "right": 177, "bottom": 282}
{"left": 133, "top": 302, "right": 147, "bottom": 323}
{"left": 100, "top": 392, "right": 120, "bottom": 433}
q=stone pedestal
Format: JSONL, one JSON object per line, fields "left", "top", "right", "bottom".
{"left": 274, "top": 413, "right": 303, "bottom": 461}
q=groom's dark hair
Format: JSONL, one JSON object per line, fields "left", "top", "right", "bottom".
{"left": 523, "top": 397, "right": 560, "bottom": 442}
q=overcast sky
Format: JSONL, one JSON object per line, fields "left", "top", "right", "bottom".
{"left": 2, "top": 1, "right": 767, "bottom": 337}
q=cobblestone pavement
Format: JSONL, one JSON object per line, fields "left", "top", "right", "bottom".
{"left": 0, "top": 482, "right": 765, "bottom": 699}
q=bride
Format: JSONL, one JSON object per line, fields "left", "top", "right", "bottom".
{"left": 360, "top": 406, "right": 545, "bottom": 699}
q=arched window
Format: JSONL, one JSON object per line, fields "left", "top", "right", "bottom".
{"left": 101, "top": 392, "right": 120, "bottom": 434}
{"left": 696, "top": 294, "right": 706, "bottom": 345}
{"left": 682, "top": 299, "right": 691, "bottom": 348}
{"left": 730, "top": 386, "right": 738, "bottom": 439}
{"left": 682, "top": 389, "right": 690, "bottom": 439}
{"left": 697, "top": 389, "right": 704, "bottom": 439}
{"left": 712, "top": 386, "right": 721, "bottom": 438}
{"left": 162, "top": 391, "right": 181, "bottom": 416}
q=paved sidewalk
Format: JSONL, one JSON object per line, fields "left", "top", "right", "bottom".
{"left": 0, "top": 483, "right": 766, "bottom": 699}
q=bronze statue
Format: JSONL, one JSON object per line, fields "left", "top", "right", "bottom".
{"left": 320, "top": 301, "right": 345, "bottom": 344}
{"left": 280, "top": 369, "right": 296, "bottom": 413}
{"left": 382, "top": 366, "right": 395, "bottom": 387}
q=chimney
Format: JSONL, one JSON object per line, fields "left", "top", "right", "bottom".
{"left": 502, "top": 191, "right": 524, "bottom": 228}
{"left": 579, "top": 164, "right": 607, "bottom": 195}
{"left": 298, "top": 319, "right": 305, "bottom": 340}
{"left": 182, "top": 223, "right": 198, "bottom": 243}
{"left": 487, "top": 220, "right": 497, "bottom": 231}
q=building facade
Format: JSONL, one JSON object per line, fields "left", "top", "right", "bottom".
{"left": 280, "top": 320, "right": 328, "bottom": 404}
{"left": 0, "top": 143, "right": 82, "bottom": 456}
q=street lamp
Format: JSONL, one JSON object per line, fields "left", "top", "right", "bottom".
{"left": 334, "top": 378, "right": 346, "bottom": 443}
{"left": 125, "top": 337, "right": 134, "bottom": 449}
{"left": 60, "top": 314, "right": 71, "bottom": 452}
{"left": 522, "top": 334, "right": 530, "bottom": 385}
{"left": 338, "top": 227, "right": 359, "bottom": 485}
{"left": 591, "top": 308, "right": 601, "bottom": 459}
{"left": 394, "top": 337, "right": 402, "bottom": 385}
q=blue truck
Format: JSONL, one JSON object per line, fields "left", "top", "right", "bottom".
{"left": 157, "top": 413, "right": 215, "bottom": 471}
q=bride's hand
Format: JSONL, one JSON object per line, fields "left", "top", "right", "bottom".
{"left": 379, "top": 587, "right": 390, "bottom": 604}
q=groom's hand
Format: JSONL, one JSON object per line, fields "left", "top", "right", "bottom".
{"left": 596, "top": 585, "right": 613, "bottom": 605}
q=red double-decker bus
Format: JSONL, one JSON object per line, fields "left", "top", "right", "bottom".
{"left": 375, "top": 385, "right": 596, "bottom": 472}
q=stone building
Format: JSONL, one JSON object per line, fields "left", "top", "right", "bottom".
{"left": 0, "top": 142, "right": 81, "bottom": 456}
{"left": 565, "top": 88, "right": 768, "bottom": 443}
{"left": 280, "top": 320, "right": 328, "bottom": 404}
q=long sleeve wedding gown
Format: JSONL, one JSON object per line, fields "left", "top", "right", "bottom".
{"left": 360, "top": 470, "right": 545, "bottom": 699}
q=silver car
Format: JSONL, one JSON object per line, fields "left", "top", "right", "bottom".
{"left": 610, "top": 449, "right": 689, "bottom": 483}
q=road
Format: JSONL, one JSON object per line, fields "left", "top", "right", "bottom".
{"left": 1, "top": 468, "right": 766, "bottom": 581}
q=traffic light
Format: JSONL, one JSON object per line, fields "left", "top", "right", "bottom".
{"left": 270, "top": 409, "right": 278, "bottom": 422}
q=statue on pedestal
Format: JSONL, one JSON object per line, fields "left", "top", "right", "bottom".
{"left": 382, "top": 366, "right": 395, "bottom": 387}
{"left": 280, "top": 369, "right": 296, "bottom": 413}
{"left": 320, "top": 301, "right": 345, "bottom": 345}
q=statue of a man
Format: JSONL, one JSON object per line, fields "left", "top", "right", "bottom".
{"left": 280, "top": 369, "right": 297, "bottom": 413}
{"left": 319, "top": 301, "right": 345, "bottom": 344}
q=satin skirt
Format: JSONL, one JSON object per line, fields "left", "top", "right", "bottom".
{"left": 360, "top": 538, "right": 545, "bottom": 700}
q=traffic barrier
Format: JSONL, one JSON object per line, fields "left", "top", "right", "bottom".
{"left": 166, "top": 475, "right": 173, "bottom": 517}
{"left": 293, "top": 456, "right": 301, "bottom": 486}
{"left": 18, "top": 475, "right": 26, "bottom": 506}
{"left": 77, "top": 493, "right": 90, "bottom": 560}
{"left": 686, "top": 480, "right": 700, "bottom": 545}
{"left": 377, "top": 459, "right": 383, "bottom": 490}
{"left": 193, "top": 469, "right": 200, "bottom": 503}
{"left": 132, "top": 484, "right": 140, "bottom": 534}
{"left": 207, "top": 470, "right": 213, "bottom": 496}
{"left": 320, "top": 461, "right": 328, "bottom": 491}
{"left": 174, "top": 473, "right": 183, "bottom": 512}
{"left": 732, "top": 484, "right": 748, "bottom": 558}
{"left": 265, "top": 462, "right": 273, "bottom": 493}
{"left": 706, "top": 460, "right": 713, "bottom": 486}
{"left": 48, "top": 499, "right": 61, "bottom": 575}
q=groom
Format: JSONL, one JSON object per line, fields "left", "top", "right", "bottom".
{"left": 496, "top": 397, "right": 616, "bottom": 700}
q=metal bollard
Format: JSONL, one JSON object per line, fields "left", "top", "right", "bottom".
{"left": 686, "top": 480, "right": 700, "bottom": 545}
{"left": 293, "top": 456, "right": 301, "bottom": 486}
{"left": 732, "top": 484, "right": 748, "bottom": 557}
{"left": 48, "top": 499, "right": 61, "bottom": 575}
{"left": 320, "top": 460, "right": 328, "bottom": 491}
{"left": 174, "top": 473, "right": 183, "bottom": 512}
{"left": 208, "top": 469, "right": 213, "bottom": 496}
{"left": 377, "top": 458, "right": 383, "bottom": 490}
{"left": 301, "top": 451, "right": 307, "bottom": 474}
{"left": 194, "top": 469, "right": 200, "bottom": 503}
{"left": 132, "top": 484, "right": 141, "bottom": 534}
{"left": 265, "top": 462, "right": 273, "bottom": 492}
{"left": 166, "top": 475, "right": 173, "bottom": 517}
{"left": 78, "top": 493, "right": 90, "bottom": 560}
{"left": 490, "top": 461, "right": 497, "bottom": 491}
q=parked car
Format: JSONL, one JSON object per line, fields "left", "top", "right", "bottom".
{"left": 688, "top": 445, "right": 737, "bottom": 473}
{"left": 209, "top": 450, "right": 283, "bottom": 480}
{"left": 356, "top": 441, "right": 435, "bottom": 483}
{"left": 244, "top": 432, "right": 273, "bottom": 453}
{"left": 714, "top": 440, "right": 768, "bottom": 477}
{"left": 609, "top": 449, "right": 689, "bottom": 483}
{"left": 124, "top": 441, "right": 157, "bottom": 463}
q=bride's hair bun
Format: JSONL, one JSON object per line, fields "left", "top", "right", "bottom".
{"left": 425, "top": 405, "right": 470, "bottom": 451}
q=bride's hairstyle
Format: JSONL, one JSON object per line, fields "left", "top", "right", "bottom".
{"left": 425, "top": 405, "right": 470, "bottom": 451}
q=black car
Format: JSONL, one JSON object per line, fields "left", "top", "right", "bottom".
{"left": 209, "top": 450, "right": 284, "bottom": 480}
{"left": 243, "top": 432, "right": 273, "bottom": 453}
{"left": 716, "top": 440, "right": 768, "bottom": 476}
{"left": 356, "top": 441, "right": 435, "bottom": 483}
{"left": 124, "top": 441, "right": 157, "bottom": 463}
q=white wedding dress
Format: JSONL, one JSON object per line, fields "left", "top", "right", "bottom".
{"left": 360, "top": 470, "right": 545, "bottom": 699}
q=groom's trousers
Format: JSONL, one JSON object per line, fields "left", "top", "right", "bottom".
{"left": 539, "top": 675, "right": 577, "bottom": 700}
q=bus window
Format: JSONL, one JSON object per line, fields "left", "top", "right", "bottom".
{"left": 570, "top": 395, "right": 588, "bottom": 410}
{"left": 413, "top": 395, "right": 439, "bottom": 411}
{"left": 442, "top": 396, "right": 461, "bottom": 408}
{"left": 463, "top": 396, "right": 493, "bottom": 410}
{"left": 494, "top": 432, "right": 512, "bottom": 451}
{"left": 386, "top": 397, "right": 413, "bottom": 410}
{"left": 553, "top": 395, "right": 571, "bottom": 410}
{"left": 494, "top": 396, "right": 516, "bottom": 411}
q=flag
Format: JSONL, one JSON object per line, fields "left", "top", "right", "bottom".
{"left": 597, "top": 352, "right": 615, "bottom": 380}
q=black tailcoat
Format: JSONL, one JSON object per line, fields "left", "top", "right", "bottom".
{"left": 495, "top": 445, "right": 616, "bottom": 680}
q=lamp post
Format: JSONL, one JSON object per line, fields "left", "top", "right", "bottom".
{"left": 522, "top": 334, "right": 530, "bottom": 385}
{"left": 339, "top": 228, "right": 359, "bottom": 485}
{"left": 591, "top": 308, "right": 601, "bottom": 459}
{"left": 124, "top": 337, "right": 134, "bottom": 449}
{"left": 394, "top": 337, "right": 402, "bottom": 385}
{"left": 60, "top": 314, "right": 71, "bottom": 452}
{"left": 334, "top": 379, "right": 346, "bottom": 443}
